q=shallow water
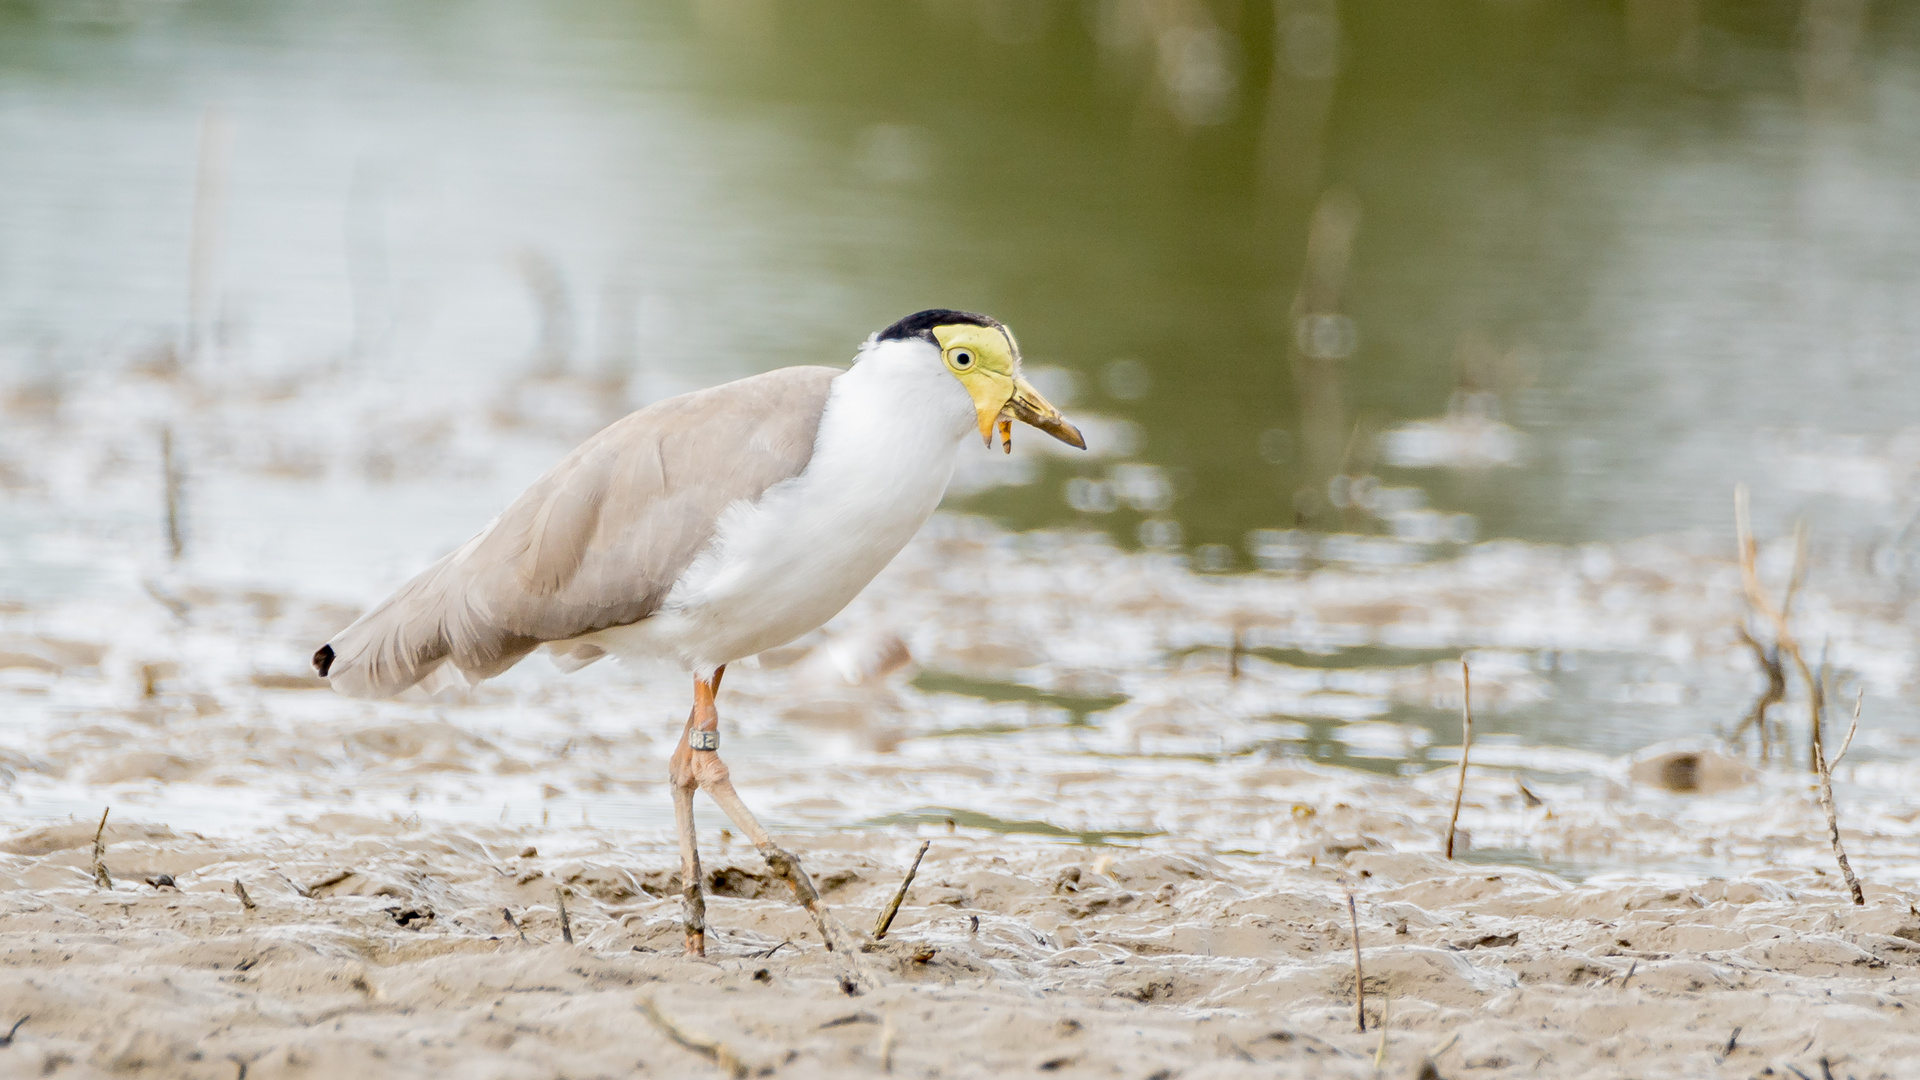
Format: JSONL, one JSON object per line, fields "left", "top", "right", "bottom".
{"left": 4, "top": 357, "right": 1919, "bottom": 887}
{"left": 4, "top": 4, "right": 1920, "bottom": 882}
{"left": 9, "top": 2, "right": 1920, "bottom": 554}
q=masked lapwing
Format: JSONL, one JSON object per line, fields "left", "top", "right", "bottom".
{"left": 313, "top": 309, "right": 1084, "bottom": 955}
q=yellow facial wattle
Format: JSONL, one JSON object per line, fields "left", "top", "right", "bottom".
{"left": 931, "top": 322, "right": 1085, "bottom": 451}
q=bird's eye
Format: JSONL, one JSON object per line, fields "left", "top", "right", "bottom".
{"left": 951, "top": 350, "right": 974, "bottom": 369}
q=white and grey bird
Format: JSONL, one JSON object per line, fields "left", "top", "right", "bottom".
{"left": 312, "top": 309, "right": 1083, "bottom": 954}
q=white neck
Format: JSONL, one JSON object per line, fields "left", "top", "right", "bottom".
{"left": 633, "top": 338, "right": 978, "bottom": 671}
{"left": 840, "top": 335, "right": 978, "bottom": 444}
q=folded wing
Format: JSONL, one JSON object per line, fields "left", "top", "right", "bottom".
{"left": 315, "top": 365, "right": 840, "bottom": 698}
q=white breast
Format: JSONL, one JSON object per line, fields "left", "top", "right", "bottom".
{"left": 584, "top": 340, "right": 976, "bottom": 674}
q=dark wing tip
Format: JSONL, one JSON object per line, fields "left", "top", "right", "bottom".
{"left": 312, "top": 643, "right": 335, "bottom": 677}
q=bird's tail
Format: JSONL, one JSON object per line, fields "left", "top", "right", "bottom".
{"left": 313, "top": 544, "right": 536, "bottom": 699}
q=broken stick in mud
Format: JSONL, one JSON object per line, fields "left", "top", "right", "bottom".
{"left": 1445, "top": 659, "right": 1472, "bottom": 860}
{"left": 1814, "top": 691, "right": 1866, "bottom": 906}
{"left": 1734, "top": 485, "right": 1821, "bottom": 771}
{"left": 1732, "top": 624, "right": 1786, "bottom": 762}
{"left": 90, "top": 807, "right": 111, "bottom": 889}
{"left": 1346, "top": 888, "right": 1365, "bottom": 1034}
{"left": 1734, "top": 486, "right": 1868, "bottom": 902}
{"left": 873, "top": 840, "right": 930, "bottom": 941}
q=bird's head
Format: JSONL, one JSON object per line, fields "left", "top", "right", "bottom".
{"left": 875, "top": 309, "right": 1086, "bottom": 452}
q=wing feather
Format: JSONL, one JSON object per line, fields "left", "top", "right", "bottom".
{"left": 318, "top": 365, "right": 841, "bottom": 698}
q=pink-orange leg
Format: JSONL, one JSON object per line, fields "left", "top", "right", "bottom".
{"left": 669, "top": 666, "right": 836, "bottom": 957}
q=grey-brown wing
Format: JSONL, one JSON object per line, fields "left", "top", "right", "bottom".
{"left": 317, "top": 365, "right": 841, "bottom": 698}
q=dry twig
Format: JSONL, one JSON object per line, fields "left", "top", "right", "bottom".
{"left": 555, "top": 886, "right": 573, "bottom": 944}
{"left": 1735, "top": 489, "right": 1867, "bottom": 901}
{"left": 1732, "top": 624, "right": 1785, "bottom": 762}
{"left": 1345, "top": 888, "right": 1365, "bottom": 1034}
{"left": 1718, "top": 1025, "right": 1743, "bottom": 1064}
{"left": 637, "top": 995, "right": 749, "bottom": 1079}
{"left": 232, "top": 879, "right": 255, "bottom": 910}
{"left": 1734, "top": 487, "right": 1821, "bottom": 771}
{"left": 1812, "top": 691, "right": 1867, "bottom": 906}
{"left": 502, "top": 907, "right": 527, "bottom": 943}
{"left": 1445, "top": 660, "right": 1472, "bottom": 860}
{"left": 872, "top": 841, "right": 930, "bottom": 940}
{"left": 90, "top": 808, "right": 112, "bottom": 889}
{"left": 305, "top": 869, "right": 351, "bottom": 894}
{"left": 1831, "top": 688, "right": 1862, "bottom": 768}
{"left": 161, "top": 426, "right": 185, "bottom": 561}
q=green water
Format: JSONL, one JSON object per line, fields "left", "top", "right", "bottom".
{"left": 860, "top": 806, "right": 1160, "bottom": 847}
{"left": 911, "top": 670, "right": 1128, "bottom": 723}
{"left": 6, "top": 0, "right": 1918, "bottom": 561}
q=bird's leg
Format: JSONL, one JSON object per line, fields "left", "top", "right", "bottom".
{"left": 682, "top": 666, "right": 846, "bottom": 953}
{"left": 668, "top": 683, "right": 710, "bottom": 957}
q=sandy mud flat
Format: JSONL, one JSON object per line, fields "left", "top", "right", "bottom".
{"left": 1, "top": 814, "right": 1917, "bottom": 1079}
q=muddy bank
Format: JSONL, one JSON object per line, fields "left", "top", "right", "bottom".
{"left": 1, "top": 817, "right": 1916, "bottom": 1079}
{"left": 7, "top": 360, "right": 1920, "bottom": 1076}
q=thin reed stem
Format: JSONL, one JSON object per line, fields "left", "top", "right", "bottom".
{"left": 1445, "top": 660, "right": 1472, "bottom": 860}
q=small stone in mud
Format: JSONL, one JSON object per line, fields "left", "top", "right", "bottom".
{"left": 1628, "top": 749, "right": 1753, "bottom": 794}
{"left": 144, "top": 874, "right": 176, "bottom": 890}
{"left": 518, "top": 846, "right": 537, "bottom": 858}
{"left": 1114, "top": 976, "right": 1174, "bottom": 1003}
{"left": 388, "top": 906, "right": 434, "bottom": 928}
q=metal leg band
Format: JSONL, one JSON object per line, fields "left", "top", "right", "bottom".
{"left": 689, "top": 729, "right": 719, "bottom": 752}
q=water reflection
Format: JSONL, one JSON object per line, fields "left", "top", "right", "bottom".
{"left": 7, "top": 2, "right": 1920, "bottom": 818}
{"left": 8, "top": 2, "right": 1920, "bottom": 565}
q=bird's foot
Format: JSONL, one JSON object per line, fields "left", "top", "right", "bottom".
{"left": 681, "top": 879, "right": 708, "bottom": 958}
{"left": 760, "top": 845, "right": 834, "bottom": 944}
{"left": 759, "top": 843, "right": 872, "bottom": 968}
{"left": 761, "top": 846, "right": 820, "bottom": 904}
